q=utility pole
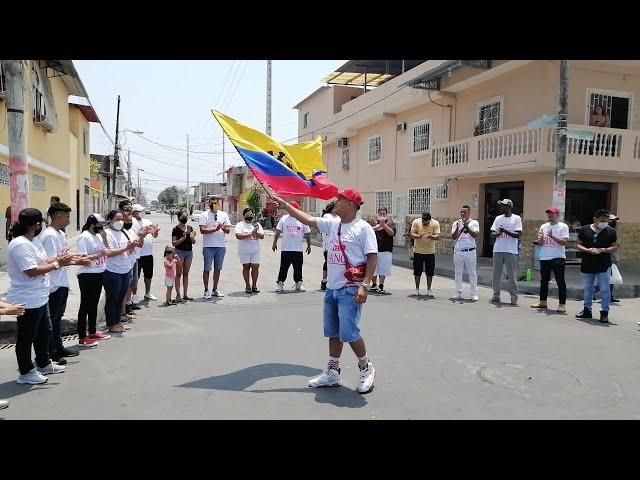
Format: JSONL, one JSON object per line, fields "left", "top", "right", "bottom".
{"left": 266, "top": 60, "right": 272, "bottom": 136}
{"left": 127, "top": 149, "right": 132, "bottom": 198}
{"left": 553, "top": 60, "right": 568, "bottom": 220}
{"left": 222, "top": 134, "right": 226, "bottom": 185}
{"left": 137, "top": 167, "right": 143, "bottom": 203}
{"left": 1, "top": 60, "right": 29, "bottom": 223}
{"left": 186, "top": 133, "right": 190, "bottom": 214}
{"left": 112, "top": 95, "right": 121, "bottom": 209}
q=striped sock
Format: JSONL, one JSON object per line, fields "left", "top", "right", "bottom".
{"left": 327, "top": 357, "right": 340, "bottom": 372}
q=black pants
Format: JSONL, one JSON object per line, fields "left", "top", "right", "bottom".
{"left": 323, "top": 251, "right": 328, "bottom": 273}
{"left": 278, "top": 251, "right": 303, "bottom": 283}
{"left": 48, "top": 287, "right": 69, "bottom": 357}
{"left": 540, "top": 258, "right": 566, "bottom": 304}
{"left": 15, "top": 304, "right": 52, "bottom": 375}
{"left": 78, "top": 273, "right": 104, "bottom": 339}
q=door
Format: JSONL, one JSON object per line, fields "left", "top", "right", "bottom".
{"left": 482, "top": 181, "right": 524, "bottom": 257}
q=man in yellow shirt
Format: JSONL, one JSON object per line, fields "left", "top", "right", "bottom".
{"left": 410, "top": 212, "right": 440, "bottom": 296}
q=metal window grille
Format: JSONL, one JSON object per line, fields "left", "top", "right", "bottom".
{"left": 303, "top": 113, "right": 309, "bottom": 128}
{"left": 408, "top": 187, "right": 430, "bottom": 215}
{"left": 589, "top": 93, "right": 613, "bottom": 119}
{"left": 368, "top": 137, "right": 381, "bottom": 163}
{"left": 32, "top": 174, "right": 46, "bottom": 191}
{"left": 375, "top": 191, "right": 393, "bottom": 214}
{"left": 477, "top": 101, "right": 500, "bottom": 135}
{"left": 432, "top": 183, "right": 448, "bottom": 201}
{"left": 341, "top": 148, "right": 350, "bottom": 170}
{"left": 308, "top": 197, "right": 317, "bottom": 213}
{"left": 0, "top": 163, "right": 9, "bottom": 186}
{"left": 411, "top": 122, "right": 430, "bottom": 153}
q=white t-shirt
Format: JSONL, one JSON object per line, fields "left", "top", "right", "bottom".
{"left": 451, "top": 219, "right": 480, "bottom": 252}
{"left": 76, "top": 230, "right": 107, "bottom": 275}
{"left": 322, "top": 212, "right": 338, "bottom": 251}
{"left": 199, "top": 210, "right": 230, "bottom": 248}
{"left": 38, "top": 226, "right": 70, "bottom": 292}
{"left": 276, "top": 214, "right": 311, "bottom": 252}
{"left": 135, "top": 217, "right": 154, "bottom": 257}
{"left": 6, "top": 236, "right": 51, "bottom": 309}
{"left": 123, "top": 227, "right": 138, "bottom": 268}
{"left": 235, "top": 221, "right": 263, "bottom": 254}
{"left": 316, "top": 217, "right": 378, "bottom": 290}
{"left": 104, "top": 228, "right": 133, "bottom": 274}
{"left": 538, "top": 221, "right": 570, "bottom": 260}
{"left": 491, "top": 214, "right": 523, "bottom": 255}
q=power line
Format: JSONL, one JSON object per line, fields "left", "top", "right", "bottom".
{"left": 220, "top": 60, "right": 249, "bottom": 113}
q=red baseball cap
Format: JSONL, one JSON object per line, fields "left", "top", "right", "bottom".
{"left": 290, "top": 201, "right": 301, "bottom": 209}
{"left": 545, "top": 206, "right": 560, "bottom": 214}
{"left": 337, "top": 188, "right": 363, "bottom": 206}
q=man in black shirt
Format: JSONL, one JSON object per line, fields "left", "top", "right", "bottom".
{"left": 371, "top": 207, "right": 395, "bottom": 293}
{"left": 575, "top": 209, "right": 618, "bottom": 323}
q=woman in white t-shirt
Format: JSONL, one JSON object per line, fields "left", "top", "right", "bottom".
{"left": 102, "top": 210, "right": 139, "bottom": 334}
{"left": 235, "top": 208, "right": 265, "bottom": 293}
{"left": 76, "top": 214, "right": 111, "bottom": 347}
{"left": 320, "top": 202, "right": 337, "bottom": 291}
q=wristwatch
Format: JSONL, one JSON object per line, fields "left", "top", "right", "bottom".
{"left": 53, "top": 261, "right": 60, "bottom": 270}
{"left": 361, "top": 282, "right": 371, "bottom": 290}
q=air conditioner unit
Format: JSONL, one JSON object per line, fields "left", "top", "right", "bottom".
{"left": 396, "top": 123, "right": 407, "bottom": 133}
{"left": 337, "top": 138, "right": 349, "bottom": 148}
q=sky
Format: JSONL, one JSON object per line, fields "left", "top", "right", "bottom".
{"left": 74, "top": 60, "right": 345, "bottom": 200}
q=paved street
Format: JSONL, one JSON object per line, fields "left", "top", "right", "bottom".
{"left": 1, "top": 213, "right": 640, "bottom": 419}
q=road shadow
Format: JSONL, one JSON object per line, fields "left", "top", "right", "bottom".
{"left": 178, "top": 362, "right": 367, "bottom": 408}
{"left": 574, "top": 317, "right": 615, "bottom": 327}
{"left": 409, "top": 294, "right": 435, "bottom": 301}
{"left": 0, "top": 380, "right": 60, "bottom": 399}
{"left": 532, "top": 309, "right": 568, "bottom": 317}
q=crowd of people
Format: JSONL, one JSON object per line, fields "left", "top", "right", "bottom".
{"left": 0, "top": 185, "right": 626, "bottom": 411}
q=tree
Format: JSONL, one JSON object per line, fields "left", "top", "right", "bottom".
{"left": 158, "top": 186, "right": 181, "bottom": 206}
{"left": 246, "top": 183, "right": 262, "bottom": 215}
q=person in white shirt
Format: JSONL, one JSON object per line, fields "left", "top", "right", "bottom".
{"left": 272, "top": 201, "right": 311, "bottom": 292}
{"left": 7, "top": 208, "right": 75, "bottom": 385}
{"left": 235, "top": 208, "right": 265, "bottom": 293}
{"left": 531, "top": 206, "right": 570, "bottom": 312}
{"left": 451, "top": 205, "right": 480, "bottom": 301}
{"left": 490, "top": 199, "right": 523, "bottom": 305}
{"left": 199, "top": 197, "right": 231, "bottom": 299}
{"left": 270, "top": 188, "right": 378, "bottom": 394}
{"left": 39, "top": 203, "right": 91, "bottom": 364}
{"left": 320, "top": 201, "right": 337, "bottom": 291}
{"left": 132, "top": 204, "right": 160, "bottom": 301}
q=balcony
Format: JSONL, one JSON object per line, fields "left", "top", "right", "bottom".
{"left": 430, "top": 124, "right": 640, "bottom": 178}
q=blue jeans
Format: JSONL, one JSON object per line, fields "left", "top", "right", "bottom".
{"left": 103, "top": 271, "right": 130, "bottom": 327}
{"left": 582, "top": 271, "right": 611, "bottom": 312}
{"left": 323, "top": 286, "right": 363, "bottom": 343}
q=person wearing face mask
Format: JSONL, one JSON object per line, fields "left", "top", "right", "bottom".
{"left": 76, "top": 214, "right": 111, "bottom": 347}
{"left": 102, "top": 210, "right": 139, "bottom": 333}
{"left": 120, "top": 209, "right": 140, "bottom": 323}
{"left": 575, "top": 209, "right": 618, "bottom": 323}
{"left": 235, "top": 208, "right": 265, "bottom": 293}
{"left": 7, "top": 208, "right": 76, "bottom": 384}
{"left": 199, "top": 197, "right": 231, "bottom": 299}
{"left": 172, "top": 208, "right": 196, "bottom": 302}
{"left": 370, "top": 207, "right": 395, "bottom": 294}
{"left": 132, "top": 204, "right": 160, "bottom": 301}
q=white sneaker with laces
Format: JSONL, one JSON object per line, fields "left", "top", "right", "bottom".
{"left": 295, "top": 281, "right": 306, "bottom": 292}
{"left": 144, "top": 293, "right": 158, "bottom": 301}
{"left": 471, "top": 295, "right": 479, "bottom": 301}
{"left": 357, "top": 362, "right": 375, "bottom": 393}
{"left": 203, "top": 290, "right": 212, "bottom": 299}
{"left": 37, "top": 362, "right": 66, "bottom": 375}
{"left": 427, "top": 289, "right": 434, "bottom": 298}
{"left": 276, "top": 281, "right": 284, "bottom": 292}
{"left": 131, "top": 295, "right": 140, "bottom": 305}
{"left": 308, "top": 369, "right": 342, "bottom": 388}
{"left": 212, "top": 290, "right": 225, "bottom": 298}
{"left": 17, "top": 369, "right": 49, "bottom": 384}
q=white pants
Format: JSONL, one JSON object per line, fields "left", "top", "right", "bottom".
{"left": 454, "top": 250, "right": 477, "bottom": 295}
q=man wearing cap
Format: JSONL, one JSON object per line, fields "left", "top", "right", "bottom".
{"left": 409, "top": 212, "right": 440, "bottom": 297}
{"left": 490, "top": 199, "right": 522, "bottom": 305}
{"left": 272, "top": 200, "right": 312, "bottom": 292}
{"left": 531, "top": 207, "right": 570, "bottom": 312}
{"left": 199, "top": 197, "right": 231, "bottom": 299}
{"left": 132, "top": 204, "right": 160, "bottom": 301}
{"left": 451, "top": 205, "right": 479, "bottom": 301}
{"left": 270, "top": 188, "right": 378, "bottom": 394}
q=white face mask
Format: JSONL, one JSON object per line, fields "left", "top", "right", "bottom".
{"left": 112, "top": 220, "right": 124, "bottom": 231}
{"left": 597, "top": 222, "right": 609, "bottom": 229}
{"left": 377, "top": 215, "right": 387, "bottom": 221}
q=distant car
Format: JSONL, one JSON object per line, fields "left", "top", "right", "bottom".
{"left": 191, "top": 209, "right": 203, "bottom": 222}
{"left": 145, "top": 208, "right": 151, "bottom": 215}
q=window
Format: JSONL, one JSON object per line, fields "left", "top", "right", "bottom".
{"left": 368, "top": 136, "right": 381, "bottom": 163}
{"left": 0, "top": 163, "right": 9, "bottom": 186}
{"left": 341, "top": 147, "right": 350, "bottom": 171}
{"left": 303, "top": 113, "right": 309, "bottom": 128}
{"left": 432, "top": 183, "right": 448, "bottom": 201}
{"left": 32, "top": 174, "right": 46, "bottom": 191}
{"left": 308, "top": 197, "right": 317, "bottom": 213}
{"left": 375, "top": 191, "right": 393, "bottom": 214}
{"left": 410, "top": 121, "right": 431, "bottom": 154}
{"left": 587, "top": 90, "right": 631, "bottom": 129}
{"left": 83, "top": 129, "right": 89, "bottom": 155}
{"left": 32, "top": 68, "right": 47, "bottom": 123}
{"left": 408, "top": 187, "right": 431, "bottom": 215}
{"left": 476, "top": 99, "right": 501, "bottom": 135}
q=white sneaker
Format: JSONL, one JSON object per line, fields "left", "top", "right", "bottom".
{"left": 295, "top": 281, "right": 306, "bottom": 292}
{"left": 471, "top": 295, "right": 479, "bottom": 301}
{"left": 453, "top": 292, "right": 463, "bottom": 300}
{"left": 37, "top": 362, "right": 66, "bottom": 375}
{"left": 131, "top": 295, "right": 140, "bottom": 305}
{"left": 427, "top": 289, "right": 434, "bottom": 297}
{"left": 212, "top": 290, "right": 225, "bottom": 298}
{"left": 0, "top": 399, "right": 8, "bottom": 409}
{"left": 17, "top": 368, "right": 49, "bottom": 384}
{"left": 276, "top": 281, "right": 284, "bottom": 292}
{"left": 357, "top": 362, "right": 375, "bottom": 393}
{"left": 144, "top": 293, "right": 158, "bottom": 301}
{"left": 415, "top": 288, "right": 420, "bottom": 296}
{"left": 308, "top": 369, "right": 342, "bottom": 388}
{"left": 203, "top": 290, "right": 212, "bottom": 299}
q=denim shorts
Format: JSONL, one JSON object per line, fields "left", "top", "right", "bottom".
{"left": 175, "top": 250, "right": 193, "bottom": 264}
{"left": 323, "top": 286, "right": 363, "bottom": 343}
{"left": 203, "top": 247, "right": 226, "bottom": 272}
